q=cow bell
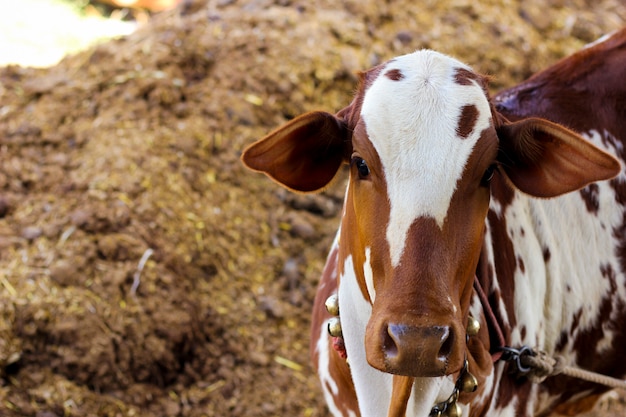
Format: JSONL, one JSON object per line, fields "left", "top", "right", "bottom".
{"left": 445, "top": 401, "right": 462, "bottom": 417}
{"left": 325, "top": 294, "right": 340, "bottom": 317}
{"left": 466, "top": 316, "right": 480, "bottom": 337}
{"left": 459, "top": 370, "right": 478, "bottom": 393}
{"left": 328, "top": 317, "right": 343, "bottom": 338}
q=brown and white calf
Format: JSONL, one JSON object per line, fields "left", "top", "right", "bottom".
{"left": 242, "top": 28, "right": 626, "bottom": 417}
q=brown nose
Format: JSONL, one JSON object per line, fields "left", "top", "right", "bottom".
{"left": 379, "top": 323, "right": 456, "bottom": 377}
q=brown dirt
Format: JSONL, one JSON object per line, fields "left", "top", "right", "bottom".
{"left": 0, "top": 0, "right": 624, "bottom": 416}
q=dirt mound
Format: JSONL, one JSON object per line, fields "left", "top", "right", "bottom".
{"left": 0, "top": 0, "right": 624, "bottom": 416}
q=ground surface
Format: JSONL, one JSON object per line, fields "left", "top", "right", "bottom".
{"left": 0, "top": 0, "right": 625, "bottom": 416}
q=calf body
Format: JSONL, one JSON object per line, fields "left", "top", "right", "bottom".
{"left": 242, "top": 28, "right": 626, "bottom": 417}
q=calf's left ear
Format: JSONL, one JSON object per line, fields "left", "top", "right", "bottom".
{"left": 241, "top": 111, "right": 350, "bottom": 193}
{"left": 496, "top": 117, "right": 621, "bottom": 198}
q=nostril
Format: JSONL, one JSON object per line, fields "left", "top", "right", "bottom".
{"left": 372, "top": 324, "right": 459, "bottom": 376}
{"left": 383, "top": 324, "right": 399, "bottom": 359}
{"left": 437, "top": 326, "right": 453, "bottom": 360}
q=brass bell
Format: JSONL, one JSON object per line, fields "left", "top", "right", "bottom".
{"left": 328, "top": 317, "right": 343, "bottom": 338}
{"left": 459, "top": 370, "right": 478, "bottom": 393}
{"left": 445, "top": 401, "right": 462, "bottom": 417}
{"left": 466, "top": 316, "right": 480, "bottom": 337}
{"left": 325, "top": 294, "right": 340, "bottom": 317}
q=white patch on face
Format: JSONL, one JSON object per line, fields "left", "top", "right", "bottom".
{"left": 361, "top": 50, "right": 493, "bottom": 267}
{"left": 363, "top": 246, "right": 376, "bottom": 302}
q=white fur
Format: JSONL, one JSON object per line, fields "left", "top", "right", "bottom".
{"left": 339, "top": 255, "right": 392, "bottom": 416}
{"left": 316, "top": 234, "right": 346, "bottom": 416}
{"left": 316, "top": 321, "right": 342, "bottom": 413}
{"left": 482, "top": 130, "right": 626, "bottom": 415}
{"left": 361, "top": 50, "right": 493, "bottom": 267}
{"left": 510, "top": 131, "right": 624, "bottom": 352}
{"left": 363, "top": 246, "right": 376, "bottom": 302}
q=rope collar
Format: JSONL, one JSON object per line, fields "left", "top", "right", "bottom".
{"left": 473, "top": 275, "right": 504, "bottom": 362}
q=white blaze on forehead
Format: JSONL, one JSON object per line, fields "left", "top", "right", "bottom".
{"left": 360, "top": 50, "right": 493, "bottom": 267}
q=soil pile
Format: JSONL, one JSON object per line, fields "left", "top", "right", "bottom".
{"left": 0, "top": 0, "right": 624, "bottom": 416}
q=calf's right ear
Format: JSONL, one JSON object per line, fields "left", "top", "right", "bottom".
{"left": 241, "top": 111, "right": 351, "bottom": 193}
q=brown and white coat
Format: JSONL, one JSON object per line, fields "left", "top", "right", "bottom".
{"left": 242, "top": 28, "right": 626, "bottom": 417}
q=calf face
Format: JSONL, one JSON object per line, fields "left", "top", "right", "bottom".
{"left": 242, "top": 50, "right": 620, "bottom": 379}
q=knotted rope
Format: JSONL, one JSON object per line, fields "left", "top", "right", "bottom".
{"left": 514, "top": 348, "right": 626, "bottom": 390}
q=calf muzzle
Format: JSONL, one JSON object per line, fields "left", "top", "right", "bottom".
{"left": 367, "top": 321, "right": 464, "bottom": 377}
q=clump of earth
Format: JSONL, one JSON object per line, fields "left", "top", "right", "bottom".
{"left": 0, "top": 0, "right": 624, "bottom": 416}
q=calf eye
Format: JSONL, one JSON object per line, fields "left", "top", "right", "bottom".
{"left": 481, "top": 164, "right": 496, "bottom": 185}
{"left": 352, "top": 157, "right": 370, "bottom": 179}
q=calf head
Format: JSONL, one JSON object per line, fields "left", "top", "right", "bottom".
{"left": 242, "top": 51, "right": 620, "bottom": 379}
